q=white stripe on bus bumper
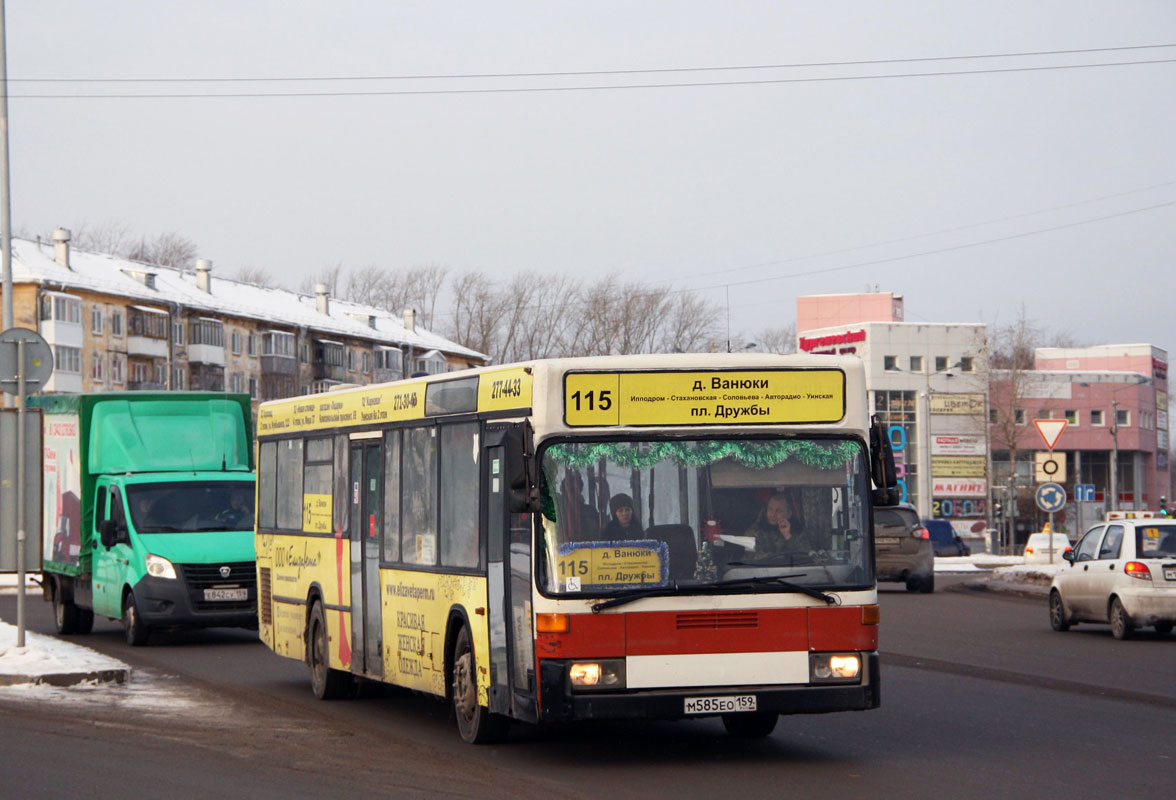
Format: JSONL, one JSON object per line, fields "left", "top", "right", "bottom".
{"left": 625, "top": 651, "right": 809, "bottom": 689}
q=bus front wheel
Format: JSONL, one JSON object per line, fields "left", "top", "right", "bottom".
{"left": 451, "top": 625, "right": 509, "bottom": 744}
{"left": 308, "top": 601, "right": 352, "bottom": 700}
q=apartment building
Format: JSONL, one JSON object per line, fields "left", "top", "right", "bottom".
{"left": 5, "top": 230, "right": 487, "bottom": 406}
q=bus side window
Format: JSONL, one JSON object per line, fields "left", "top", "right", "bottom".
{"left": 440, "top": 422, "right": 479, "bottom": 569}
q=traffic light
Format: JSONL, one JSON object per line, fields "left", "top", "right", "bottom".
{"left": 993, "top": 502, "right": 1003, "bottom": 518}
{"left": 1162, "top": 496, "right": 1170, "bottom": 517}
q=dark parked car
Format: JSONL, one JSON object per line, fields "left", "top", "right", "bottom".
{"left": 923, "top": 518, "right": 971, "bottom": 557}
{"left": 874, "top": 503, "right": 934, "bottom": 593}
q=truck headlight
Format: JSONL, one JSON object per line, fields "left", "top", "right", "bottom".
{"left": 810, "top": 653, "right": 861, "bottom": 683}
{"left": 145, "top": 553, "right": 177, "bottom": 580}
{"left": 569, "top": 659, "right": 626, "bottom": 691}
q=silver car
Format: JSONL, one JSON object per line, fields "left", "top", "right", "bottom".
{"left": 874, "top": 503, "right": 934, "bottom": 593}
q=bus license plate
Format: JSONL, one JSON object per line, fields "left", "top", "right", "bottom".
{"left": 204, "top": 588, "right": 248, "bottom": 601}
{"left": 684, "top": 695, "right": 757, "bottom": 714}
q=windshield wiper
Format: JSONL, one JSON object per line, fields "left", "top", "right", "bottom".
{"left": 590, "top": 573, "right": 836, "bottom": 612}
{"left": 591, "top": 582, "right": 680, "bottom": 613}
{"left": 706, "top": 574, "right": 837, "bottom": 605}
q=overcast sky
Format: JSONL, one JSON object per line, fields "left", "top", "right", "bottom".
{"left": 7, "top": 1, "right": 1175, "bottom": 350}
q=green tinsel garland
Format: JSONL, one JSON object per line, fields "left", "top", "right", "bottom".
{"left": 545, "top": 439, "right": 860, "bottom": 472}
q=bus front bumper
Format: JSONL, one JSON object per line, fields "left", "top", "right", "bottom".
{"left": 538, "top": 652, "right": 880, "bottom": 722}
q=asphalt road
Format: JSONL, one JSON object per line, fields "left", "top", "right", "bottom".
{"left": 2, "top": 576, "right": 1174, "bottom": 799}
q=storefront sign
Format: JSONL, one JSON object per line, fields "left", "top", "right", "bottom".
{"left": 929, "top": 393, "right": 986, "bottom": 415}
{"left": 930, "top": 434, "right": 987, "bottom": 456}
{"left": 931, "top": 455, "right": 987, "bottom": 477}
{"left": 932, "top": 478, "right": 988, "bottom": 496}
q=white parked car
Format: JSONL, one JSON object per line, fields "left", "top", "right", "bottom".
{"left": 1022, "top": 533, "right": 1072, "bottom": 564}
{"left": 1048, "top": 519, "right": 1176, "bottom": 639}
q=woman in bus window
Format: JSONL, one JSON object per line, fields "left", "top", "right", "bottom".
{"left": 750, "top": 492, "right": 809, "bottom": 558}
{"left": 603, "top": 493, "right": 644, "bottom": 540}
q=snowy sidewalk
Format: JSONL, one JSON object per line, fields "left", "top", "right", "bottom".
{"left": 0, "top": 573, "right": 131, "bottom": 686}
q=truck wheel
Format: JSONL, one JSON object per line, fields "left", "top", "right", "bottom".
{"left": 123, "top": 591, "right": 151, "bottom": 646}
{"left": 52, "top": 581, "right": 80, "bottom": 635}
{"left": 308, "top": 601, "right": 352, "bottom": 700}
{"left": 722, "top": 712, "right": 779, "bottom": 738}
{"left": 451, "top": 625, "right": 509, "bottom": 744}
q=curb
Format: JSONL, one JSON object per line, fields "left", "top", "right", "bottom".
{"left": 0, "top": 666, "right": 130, "bottom": 687}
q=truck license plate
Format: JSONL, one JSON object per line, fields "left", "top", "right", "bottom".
{"left": 684, "top": 695, "right": 757, "bottom": 714}
{"left": 204, "top": 588, "right": 248, "bottom": 601}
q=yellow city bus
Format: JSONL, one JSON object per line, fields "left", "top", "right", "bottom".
{"left": 254, "top": 353, "right": 896, "bottom": 742}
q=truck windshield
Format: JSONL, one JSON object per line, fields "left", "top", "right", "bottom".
{"left": 126, "top": 481, "right": 255, "bottom": 533}
{"left": 536, "top": 436, "right": 872, "bottom": 597}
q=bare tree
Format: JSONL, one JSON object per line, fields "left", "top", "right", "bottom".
{"left": 298, "top": 262, "right": 346, "bottom": 296}
{"left": 71, "top": 220, "right": 135, "bottom": 256}
{"left": 754, "top": 323, "right": 797, "bottom": 355}
{"left": 232, "top": 265, "right": 277, "bottom": 288}
{"left": 126, "top": 232, "right": 199, "bottom": 269}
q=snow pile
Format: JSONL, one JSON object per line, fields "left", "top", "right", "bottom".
{"left": 0, "top": 619, "right": 129, "bottom": 684}
{"left": 935, "top": 554, "right": 1024, "bottom": 573}
{"left": 983, "top": 563, "right": 1064, "bottom": 595}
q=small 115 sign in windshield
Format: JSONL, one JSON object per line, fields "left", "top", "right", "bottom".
{"left": 563, "top": 369, "right": 845, "bottom": 427}
{"left": 555, "top": 540, "right": 668, "bottom": 591}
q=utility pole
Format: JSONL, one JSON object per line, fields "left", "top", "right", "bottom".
{"left": 1, "top": 0, "right": 14, "bottom": 340}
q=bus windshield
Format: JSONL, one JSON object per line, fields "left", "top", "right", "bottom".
{"left": 537, "top": 436, "right": 872, "bottom": 596}
{"left": 126, "top": 481, "right": 255, "bottom": 533}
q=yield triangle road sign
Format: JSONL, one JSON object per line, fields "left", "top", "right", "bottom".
{"left": 1034, "top": 419, "right": 1068, "bottom": 451}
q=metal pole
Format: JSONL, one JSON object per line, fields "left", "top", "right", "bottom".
{"left": 1110, "top": 399, "right": 1118, "bottom": 511}
{"left": 1048, "top": 509, "right": 1055, "bottom": 564}
{"left": 0, "top": 0, "right": 12, "bottom": 334}
{"left": 15, "top": 335, "right": 25, "bottom": 646}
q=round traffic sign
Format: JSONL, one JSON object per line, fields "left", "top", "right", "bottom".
{"left": 1035, "top": 482, "right": 1066, "bottom": 513}
{"left": 1042, "top": 458, "right": 1060, "bottom": 475}
{"left": 0, "top": 327, "right": 54, "bottom": 395}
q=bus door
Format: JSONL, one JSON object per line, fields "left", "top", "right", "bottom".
{"left": 484, "top": 425, "right": 537, "bottom": 722}
{"left": 349, "top": 435, "right": 384, "bottom": 679}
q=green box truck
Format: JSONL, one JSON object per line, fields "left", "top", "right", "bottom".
{"left": 32, "top": 392, "right": 257, "bottom": 645}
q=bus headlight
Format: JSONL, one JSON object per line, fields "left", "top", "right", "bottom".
{"left": 569, "top": 659, "right": 626, "bottom": 691}
{"left": 810, "top": 653, "right": 861, "bottom": 683}
{"left": 145, "top": 553, "right": 177, "bottom": 580}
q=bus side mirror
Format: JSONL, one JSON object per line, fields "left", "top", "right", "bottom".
{"left": 869, "top": 416, "right": 900, "bottom": 506}
{"left": 99, "top": 520, "right": 116, "bottom": 550}
{"left": 503, "top": 426, "right": 540, "bottom": 514}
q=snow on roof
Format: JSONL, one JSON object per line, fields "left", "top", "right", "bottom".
{"left": 11, "top": 238, "right": 487, "bottom": 361}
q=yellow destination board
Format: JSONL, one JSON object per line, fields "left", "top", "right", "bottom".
{"left": 556, "top": 541, "right": 667, "bottom": 589}
{"left": 564, "top": 369, "right": 844, "bottom": 427}
{"left": 477, "top": 366, "right": 534, "bottom": 412}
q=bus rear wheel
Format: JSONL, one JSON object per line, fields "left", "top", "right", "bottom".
{"left": 452, "top": 625, "right": 509, "bottom": 744}
{"left": 308, "top": 601, "right": 352, "bottom": 700}
{"left": 721, "top": 711, "right": 778, "bottom": 738}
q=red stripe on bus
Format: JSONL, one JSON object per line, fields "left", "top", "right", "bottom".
{"left": 625, "top": 609, "right": 807, "bottom": 655}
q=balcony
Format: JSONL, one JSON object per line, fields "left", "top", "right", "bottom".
{"left": 189, "top": 363, "right": 225, "bottom": 392}
{"left": 373, "top": 367, "right": 403, "bottom": 384}
{"left": 261, "top": 354, "right": 298, "bottom": 376}
{"left": 188, "top": 343, "right": 226, "bottom": 366}
{"left": 128, "top": 380, "right": 167, "bottom": 391}
{"left": 312, "top": 362, "right": 346, "bottom": 382}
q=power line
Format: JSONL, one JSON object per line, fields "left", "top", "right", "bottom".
{"left": 13, "top": 42, "right": 1176, "bottom": 83}
{"left": 663, "top": 179, "right": 1176, "bottom": 287}
{"left": 691, "top": 198, "right": 1176, "bottom": 296}
{"left": 426, "top": 197, "right": 1176, "bottom": 322}
{"left": 11, "top": 57, "right": 1176, "bottom": 99}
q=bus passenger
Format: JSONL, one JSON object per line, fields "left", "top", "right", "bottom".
{"left": 603, "top": 493, "right": 644, "bottom": 540}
